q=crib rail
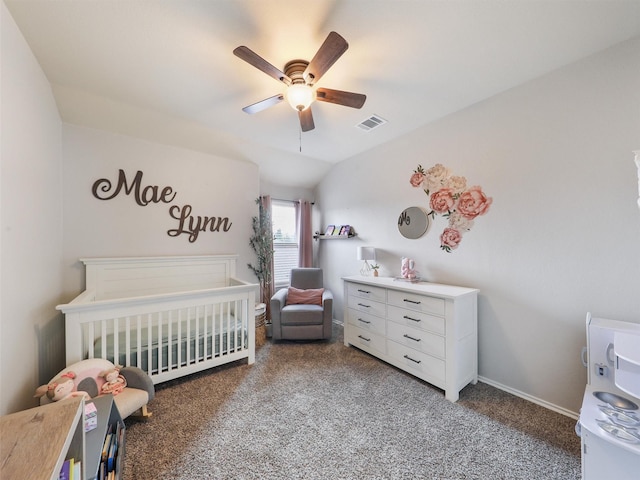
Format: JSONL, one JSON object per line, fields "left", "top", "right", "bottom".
{"left": 58, "top": 279, "right": 256, "bottom": 384}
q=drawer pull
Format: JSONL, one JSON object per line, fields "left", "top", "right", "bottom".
{"left": 357, "top": 318, "right": 371, "bottom": 324}
{"left": 403, "top": 334, "right": 421, "bottom": 342}
{"left": 357, "top": 303, "right": 371, "bottom": 308}
{"left": 404, "top": 354, "right": 422, "bottom": 364}
{"left": 358, "top": 335, "right": 371, "bottom": 342}
{"left": 403, "top": 315, "right": 421, "bottom": 323}
{"left": 357, "top": 289, "right": 372, "bottom": 294}
{"left": 404, "top": 298, "right": 421, "bottom": 305}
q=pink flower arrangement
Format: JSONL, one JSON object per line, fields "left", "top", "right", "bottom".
{"left": 410, "top": 164, "right": 492, "bottom": 252}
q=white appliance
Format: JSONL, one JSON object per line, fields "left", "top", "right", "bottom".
{"left": 578, "top": 313, "right": 640, "bottom": 479}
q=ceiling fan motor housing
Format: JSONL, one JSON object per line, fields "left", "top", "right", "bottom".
{"left": 284, "top": 60, "right": 310, "bottom": 85}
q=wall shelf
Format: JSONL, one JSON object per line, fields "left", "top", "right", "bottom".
{"left": 314, "top": 233, "right": 357, "bottom": 240}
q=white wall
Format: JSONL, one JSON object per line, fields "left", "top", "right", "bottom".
{"left": 1, "top": 3, "right": 261, "bottom": 415}
{"left": 1, "top": 2, "right": 63, "bottom": 415}
{"left": 316, "top": 36, "right": 640, "bottom": 415}
{"left": 61, "top": 124, "right": 260, "bottom": 299}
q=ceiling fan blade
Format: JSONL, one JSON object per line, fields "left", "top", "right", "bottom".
{"left": 233, "top": 46, "right": 292, "bottom": 85}
{"left": 303, "top": 31, "right": 349, "bottom": 85}
{"left": 242, "top": 94, "right": 284, "bottom": 114}
{"left": 299, "top": 108, "right": 315, "bottom": 132}
{"left": 316, "top": 88, "right": 366, "bottom": 109}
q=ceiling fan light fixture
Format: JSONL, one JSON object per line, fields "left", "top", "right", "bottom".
{"left": 286, "top": 84, "right": 316, "bottom": 111}
{"left": 234, "top": 32, "right": 365, "bottom": 132}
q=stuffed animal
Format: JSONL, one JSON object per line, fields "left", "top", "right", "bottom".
{"left": 99, "top": 365, "right": 127, "bottom": 396}
{"left": 34, "top": 371, "right": 91, "bottom": 402}
{"left": 401, "top": 257, "right": 417, "bottom": 280}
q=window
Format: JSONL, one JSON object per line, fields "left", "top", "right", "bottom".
{"left": 271, "top": 200, "right": 298, "bottom": 289}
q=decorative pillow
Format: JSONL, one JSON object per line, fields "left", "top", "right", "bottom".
{"left": 286, "top": 287, "right": 324, "bottom": 306}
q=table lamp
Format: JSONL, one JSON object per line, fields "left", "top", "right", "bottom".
{"left": 357, "top": 246, "right": 376, "bottom": 276}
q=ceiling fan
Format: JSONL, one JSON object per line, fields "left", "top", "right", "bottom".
{"left": 233, "top": 31, "right": 366, "bottom": 132}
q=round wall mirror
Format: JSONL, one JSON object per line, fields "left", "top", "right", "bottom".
{"left": 398, "top": 207, "right": 430, "bottom": 239}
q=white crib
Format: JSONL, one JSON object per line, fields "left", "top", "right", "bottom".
{"left": 57, "top": 255, "right": 257, "bottom": 384}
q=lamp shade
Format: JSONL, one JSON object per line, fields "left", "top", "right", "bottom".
{"left": 286, "top": 84, "right": 316, "bottom": 111}
{"left": 357, "top": 246, "right": 376, "bottom": 261}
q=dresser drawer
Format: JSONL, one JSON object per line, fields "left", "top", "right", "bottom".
{"left": 386, "top": 322, "right": 445, "bottom": 358}
{"left": 346, "top": 308, "right": 386, "bottom": 336}
{"left": 387, "top": 289, "right": 445, "bottom": 316}
{"left": 347, "top": 325, "right": 386, "bottom": 355}
{"left": 347, "top": 282, "right": 387, "bottom": 303}
{"left": 347, "top": 295, "right": 387, "bottom": 318}
{"left": 387, "top": 305, "right": 445, "bottom": 335}
{"left": 387, "top": 340, "right": 445, "bottom": 384}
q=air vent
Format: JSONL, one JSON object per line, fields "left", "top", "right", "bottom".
{"left": 356, "top": 114, "right": 387, "bottom": 132}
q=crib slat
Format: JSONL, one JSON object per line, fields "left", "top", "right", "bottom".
{"left": 135, "top": 315, "right": 142, "bottom": 370}
{"left": 100, "top": 321, "right": 107, "bottom": 363}
{"left": 113, "top": 317, "right": 120, "bottom": 366}
{"left": 241, "top": 300, "right": 245, "bottom": 352}
{"left": 218, "top": 303, "right": 223, "bottom": 357}
{"left": 168, "top": 310, "right": 173, "bottom": 372}
{"left": 146, "top": 313, "right": 152, "bottom": 375}
{"left": 124, "top": 317, "right": 131, "bottom": 367}
{"left": 198, "top": 305, "right": 201, "bottom": 362}
{"left": 187, "top": 306, "right": 192, "bottom": 365}
{"left": 177, "top": 308, "right": 182, "bottom": 370}
{"left": 239, "top": 300, "right": 243, "bottom": 352}
{"left": 195, "top": 306, "right": 200, "bottom": 363}
{"left": 87, "top": 321, "right": 95, "bottom": 359}
{"left": 239, "top": 299, "right": 244, "bottom": 352}
{"left": 204, "top": 304, "right": 209, "bottom": 360}
{"left": 233, "top": 300, "right": 238, "bottom": 353}
{"left": 157, "top": 311, "right": 163, "bottom": 374}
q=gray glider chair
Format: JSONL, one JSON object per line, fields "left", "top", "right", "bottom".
{"left": 271, "top": 268, "right": 333, "bottom": 340}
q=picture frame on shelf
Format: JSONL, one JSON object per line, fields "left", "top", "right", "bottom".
{"left": 339, "top": 225, "right": 351, "bottom": 236}
{"left": 325, "top": 225, "right": 336, "bottom": 236}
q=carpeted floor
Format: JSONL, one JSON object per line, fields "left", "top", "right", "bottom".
{"left": 123, "top": 323, "right": 581, "bottom": 479}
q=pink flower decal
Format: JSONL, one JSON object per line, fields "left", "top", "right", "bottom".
{"left": 457, "top": 186, "right": 492, "bottom": 219}
{"left": 440, "top": 228, "right": 462, "bottom": 252}
{"left": 410, "top": 172, "right": 425, "bottom": 188}
{"left": 429, "top": 188, "right": 456, "bottom": 214}
{"left": 409, "top": 164, "right": 492, "bottom": 252}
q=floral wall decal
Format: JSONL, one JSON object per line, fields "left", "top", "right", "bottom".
{"left": 410, "top": 164, "right": 492, "bottom": 252}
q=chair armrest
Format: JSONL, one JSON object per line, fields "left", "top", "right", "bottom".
{"left": 120, "top": 366, "right": 155, "bottom": 401}
{"left": 270, "top": 288, "right": 288, "bottom": 323}
{"left": 322, "top": 289, "right": 333, "bottom": 312}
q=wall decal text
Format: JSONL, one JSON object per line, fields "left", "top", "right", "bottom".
{"left": 92, "top": 169, "right": 232, "bottom": 243}
{"left": 168, "top": 205, "right": 232, "bottom": 243}
{"left": 92, "top": 169, "right": 177, "bottom": 205}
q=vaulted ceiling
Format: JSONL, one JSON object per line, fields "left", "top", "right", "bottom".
{"left": 5, "top": 0, "right": 640, "bottom": 188}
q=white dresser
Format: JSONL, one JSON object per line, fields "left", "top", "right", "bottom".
{"left": 343, "top": 276, "right": 479, "bottom": 402}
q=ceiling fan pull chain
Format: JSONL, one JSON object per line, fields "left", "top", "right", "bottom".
{"left": 299, "top": 125, "right": 302, "bottom": 153}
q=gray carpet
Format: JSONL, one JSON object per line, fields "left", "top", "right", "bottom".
{"left": 123, "top": 323, "right": 581, "bottom": 479}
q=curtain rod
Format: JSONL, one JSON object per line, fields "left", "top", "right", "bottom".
{"left": 272, "top": 198, "right": 315, "bottom": 205}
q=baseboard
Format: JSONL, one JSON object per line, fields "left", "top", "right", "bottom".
{"left": 478, "top": 376, "right": 579, "bottom": 420}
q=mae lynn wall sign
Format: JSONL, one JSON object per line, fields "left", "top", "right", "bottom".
{"left": 92, "top": 169, "right": 232, "bottom": 243}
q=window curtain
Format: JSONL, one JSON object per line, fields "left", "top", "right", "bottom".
{"left": 296, "top": 199, "right": 313, "bottom": 268}
{"left": 259, "top": 195, "right": 275, "bottom": 321}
